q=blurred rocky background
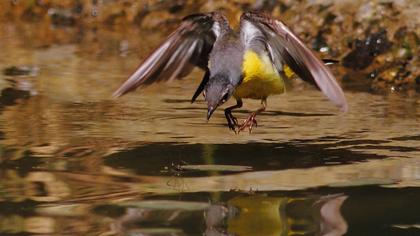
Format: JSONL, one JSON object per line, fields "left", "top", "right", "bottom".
{"left": 1, "top": 0, "right": 419, "bottom": 94}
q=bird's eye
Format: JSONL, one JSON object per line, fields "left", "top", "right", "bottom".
{"left": 221, "top": 93, "right": 229, "bottom": 103}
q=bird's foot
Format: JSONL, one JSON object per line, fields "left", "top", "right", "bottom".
{"left": 226, "top": 113, "right": 239, "bottom": 133}
{"left": 238, "top": 113, "right": 258, "bottom": 133}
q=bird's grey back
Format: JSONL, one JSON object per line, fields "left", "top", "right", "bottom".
{"left": 209, "top": 31, "right": 245, "bottom": 86}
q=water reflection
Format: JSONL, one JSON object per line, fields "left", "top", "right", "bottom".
{"left": 97, "top": 194, "right": 348, "bottom": 236}
{"left": 0, "top": 138, "right": 419, "bottom": 235}
{"left": 2, "top": 187, "right": 417, "bottom": 235}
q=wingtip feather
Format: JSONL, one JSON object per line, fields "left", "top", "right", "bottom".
{"left": 112, "top": 90, "right": 123, "bottom": 98}
{"left": 340, "top": 101, "right": 349, "bottom": 113}
{"left": 112, "top": 81, "right": 137, "bottom": 98}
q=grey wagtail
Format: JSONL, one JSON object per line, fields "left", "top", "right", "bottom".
{"left": 113, "top": 11, "right": 348, "bottom": 133}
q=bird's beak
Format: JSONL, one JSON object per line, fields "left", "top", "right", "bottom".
{"left": 207, "top": 105, "right": 216, "bottom": 121}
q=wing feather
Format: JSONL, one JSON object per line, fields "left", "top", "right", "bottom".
{"left": 240, "top": 12, "right": 348, "bottom": 111}
{"left": 113, "top": 13, "right": 219, "bottom": 97}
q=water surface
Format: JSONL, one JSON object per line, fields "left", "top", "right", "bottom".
{"left": 0, "top": 22, "right": 419, "bottom": 236}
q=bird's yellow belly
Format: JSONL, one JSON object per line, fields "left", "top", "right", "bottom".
{"left": 235, "top": 50, "right": 285, "bottom": 99}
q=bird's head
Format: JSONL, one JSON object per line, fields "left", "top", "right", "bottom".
{"left": 204, "top": 74, "right": 234, "bottom": 120}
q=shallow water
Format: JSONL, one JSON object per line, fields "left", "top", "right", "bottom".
{"left": 0, "top": 23, "right": 419, "bottom": 236}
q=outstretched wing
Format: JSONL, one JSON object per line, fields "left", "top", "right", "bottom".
{"left": 240, "top": 12, "right": 348, "bottom": 111}
{"left": 113, "top": 13, "right": 221, "bottom": 97}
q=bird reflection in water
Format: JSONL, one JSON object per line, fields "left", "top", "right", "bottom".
{"left": 106, "top": 194, "right": 347, "bottom": 236}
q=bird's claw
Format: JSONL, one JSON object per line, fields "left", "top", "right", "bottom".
{"left": 226, "top": 114, "right": 239, "bottom": 133}
{"left": 227, "top": 122, "right": 236, "bottom": 132}
{"left": 238, "top": 113, "right": 258, "bottom": 133}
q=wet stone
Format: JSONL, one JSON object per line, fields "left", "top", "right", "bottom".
{"left": 0, "top": 87, "right": 31, "bottom": 106}
{"left": 21, "top": 7, "right": 44, "bottom": 22}
{"left": 343, "top": 30, "right": 392, "bottom": 70}
{"left": 104, "top": 11, "right": 127, "bottom": 26}
{"left": 48, "top": 8, "right": 77, "bottom": 27}
{"left": 312, "top": 30, "right": 330, "bottom": 53}
{"left": 3, "top": 66, "right": 39, "bottom": 77}
{"left": 252, "top": 0, "right": 281, "bottom": 11}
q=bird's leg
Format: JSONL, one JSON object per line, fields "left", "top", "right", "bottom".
{"left": 238, "top": 98, "right": 267, "bottom": 133}
{"left": 224, "top": 98, "right": 242, "bottom": 133}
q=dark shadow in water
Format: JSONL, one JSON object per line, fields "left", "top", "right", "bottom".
{"left": 390, "top": 134, "right": 420, "bottom": 141}
{"left": 354, "top": 145, "right": 419, "bottom": 152}
{"left": 105, "top": 141, "right": 388, "bottom": 177}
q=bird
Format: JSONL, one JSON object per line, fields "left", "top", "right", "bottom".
{"left": 113, "top": 11, "right": 348, "bottom": 133}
